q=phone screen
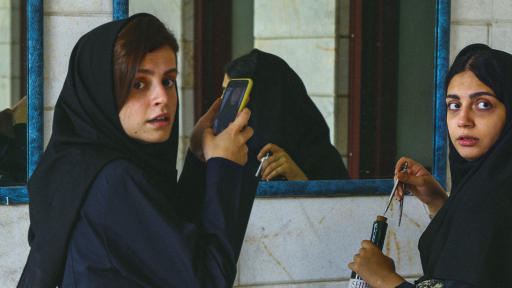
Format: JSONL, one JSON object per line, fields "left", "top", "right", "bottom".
{"left": 211, "top": 79, "right": 251, "bottom": 135}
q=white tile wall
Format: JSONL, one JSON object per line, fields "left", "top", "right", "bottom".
{"left": 44, "top": 109, "right": 54, "bottom": 148}
{"left": 335, "top": 96, "right": 348, "bottom": 156}
{"left": 44, "top": 0, "right": 113, "bottom": 13}
{"left": 43, "top": 15, "right": 112, "bottom": 108}
{"left": 449, "top": 24, "right": 488, "bottom": 63}
{"left": 493, "top": 0, "right": 512, "bottom": 21}
{"left": 130, "top": 0, "right": 183, "bottom": 41}
{"left": 237, "top": 196, "right": 427, "bottom": 285}
{"left": 0, "top": 43, "right": 10, "bottom": 76}
{"left": 254, "top": 0, "right": 337, "bottom": 38}
{"left": 490, "top": 25, "right": 512, "bottom": 53}
{"left": 0, "top": 205, "right": 30, "bottom": 288}
{"left": 451, "top": 0, "right": 492, "bottom": 21}
{"left": 254, "top": 38, "right": 336, "bottom": 97}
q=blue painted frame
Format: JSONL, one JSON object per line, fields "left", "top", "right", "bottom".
{"left": 0, "top": 0, "right": 44, "bottom": 204}
{"left": 115, "top": 0, "right": 450, "bottom": 197}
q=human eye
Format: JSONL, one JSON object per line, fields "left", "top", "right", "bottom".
{"left": 133, "top": 81, "right": 146, "bottom": 90}
{"left": 476, "top": 100, "right": 491, "bottom": 110}
{"left": 447, "top": 102, "right": 460, "bottom": 110}
{"left": 163, "top": 79, "right": 175, "bottom": 87}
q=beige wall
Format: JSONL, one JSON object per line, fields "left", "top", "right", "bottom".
{"left": 3, "top": 1, "right": 512, "bottom": 287}
{"left": 0, "top": 0, "right": 21, "bottom": 110}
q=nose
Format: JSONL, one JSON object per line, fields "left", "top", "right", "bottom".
{"left": 457, "top": 106, "right": 474, "bottom": 128}
{"left": 152, "top": 83, "right": 168, "bottom": 106}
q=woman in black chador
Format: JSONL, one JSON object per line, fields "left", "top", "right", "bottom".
{"left": 224, "top": 49, "right": 350, "bottom": 181}
{"left": 18, "top": 14, "right": 259, "bottom": 288}
{"left": 349, "top": 44, "right": 512, "bottom": 287}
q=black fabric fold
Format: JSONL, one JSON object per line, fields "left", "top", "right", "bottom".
{"left": 417, "top": 44, "right": 512, "bottom": 287}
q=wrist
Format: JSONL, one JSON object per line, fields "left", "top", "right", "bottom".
{"left": 425, "top": 192, "right": 448, "bottom": 216}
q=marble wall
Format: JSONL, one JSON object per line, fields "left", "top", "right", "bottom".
{"left": 3, "top": 1, "right": 512, "bottom": 287}
{"left": 253, "top": 0, "right": 351, "bottom": 165}
{"left": 0, "top": 0, "right": 21, "bottom": 110}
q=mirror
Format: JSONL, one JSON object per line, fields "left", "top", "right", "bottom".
{"left": 119, "top": 0, "right": 449, "bottom": 195}
{"left": 0, "top": 0, "right": 27, "bottom": 186}
{"left": 0, "top": 0, "right": 44, "bottom": 204}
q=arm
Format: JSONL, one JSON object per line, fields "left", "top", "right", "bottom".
{"left": 348, "top": 240, "right": 406, "bottom": 288}
{"left": 394, "top": 157, "right": 448, "bottom": 216}
{"left": 101, "top": 157, "right": 247, "bottom": 288}
{"left": 256, "top": 143, "right": 308, "bottom": 181}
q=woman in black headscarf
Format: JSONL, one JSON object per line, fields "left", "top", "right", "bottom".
{"left": 18, "top": 14, "right": 257, "bottom": 288}
{"left": 349, "top": 44, "right": 512, "bottom": 287}
{"left": 224, "top": 49, "right": 350, "bottom": 181}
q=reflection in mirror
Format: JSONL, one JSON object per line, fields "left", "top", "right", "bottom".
{"left": 352, "top": 1, "right": 436, "bottom": 179}
{"left": 123, "top": 0, "right": 449, "bottom": 192}
{"left": 0, "top": 0, "right": 27, "bottom": 186}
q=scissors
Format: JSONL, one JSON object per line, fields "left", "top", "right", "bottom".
{"left": 383, "top": 161, "right": 408, "bottom": 226}
{"left": 255, "top": 152, "right": 271, "bottom": 179}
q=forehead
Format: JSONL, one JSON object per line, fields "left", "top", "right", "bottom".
{"left": 139, "top": 45, "right": 177, "bottom": 68}
{"left": 447, "top": 71, "right": 494, "bottom": 95}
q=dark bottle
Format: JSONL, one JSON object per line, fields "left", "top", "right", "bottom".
{"left": 348, "top": 215, "right": 388, "bottom": 288}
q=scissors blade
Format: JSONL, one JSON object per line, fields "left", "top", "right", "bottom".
{"left": 399, "top": 195, "right": 404, "bottom": 226}
{"left": 383, "top": 178, "right": 400, "bottom": 216}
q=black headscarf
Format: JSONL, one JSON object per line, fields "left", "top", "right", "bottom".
{"left": 227, "top": 49, "right": 350, "bottom": 180}
{"left": 417, "top": 44, "right": 512, "bottom": 286}
{"left": 18, "top": 14, "right": 180, "bottom": 288}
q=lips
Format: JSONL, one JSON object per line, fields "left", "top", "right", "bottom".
{"left": 457, "top": 134, "right": 479, "bottom": 146}
{"left": 147, "top": 112, "right": 171, "bottom": 127}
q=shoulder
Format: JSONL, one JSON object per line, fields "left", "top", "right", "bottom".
{"left": 96, "top": 159, "right": 144, "bottom": 182}
{"left": 90, "top": 159, "right": 149, "bottom": 195}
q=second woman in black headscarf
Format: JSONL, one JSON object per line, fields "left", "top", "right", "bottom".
{"left": 348, "top": 44, "right": 512, "bottom": 288}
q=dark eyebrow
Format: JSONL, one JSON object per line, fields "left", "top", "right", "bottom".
{"left": 446, "top": 91, "right": 496, "bottom": 100}
{"left": 137, "top": 68, "right": 178, "bottom": 76}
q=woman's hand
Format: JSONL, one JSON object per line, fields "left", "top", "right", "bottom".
{"left": 348, "top": 240, "right": 406, "bottom": 288}
{"left": 257, "top": 144, "right": 308, "bottom": 181}
{"left": 394, "top": 157, "right": 448, "bottom": 216}
{"left": 202, "top": 108, "right": 253, "bottom": 165}
{"left": 190, "top": 98, "right": 222, "bottom": 162}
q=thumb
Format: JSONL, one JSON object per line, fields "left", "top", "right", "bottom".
{"left": 203, "top": 128, "right": 215, "bottom": 143}
{"left": 206, "top": 98, "right": 222, "bottom": 118}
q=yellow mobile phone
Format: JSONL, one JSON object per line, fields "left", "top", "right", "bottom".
{"left": 211, "top": 78, "right": 253, "bottom": 135}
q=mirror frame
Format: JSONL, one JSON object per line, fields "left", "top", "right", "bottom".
{"left": 0, "top": 0, "right": 44, "bottom": 204}
{"left": 117, "top": 0, "right": 450, "bottom": 197}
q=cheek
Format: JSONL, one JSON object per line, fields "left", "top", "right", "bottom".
{"left": 446, "top": 114, "right": 459, "bottom": 139}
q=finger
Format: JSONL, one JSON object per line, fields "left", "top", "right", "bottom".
{"left": 227, "top": 108, "right": 251, "bottom": 132}
{"left": 260, "top": 156, "right": 280, "bottom": 180}
{"left": 240, "top": 126, "right": 254, "bottom": 140}
{"left": 202, "top": 128, "right": 215, "bottom": 144}
{"left": 361, "top": 240, "right": 376, "bottom": 249}
{"left": 203, "top": 98, "right": 222, "bottom": 123}
{"left": 265, "top": 166, "right": 285, "bottom": 181}
{"left": 394, "top": 157, "right": 411, "bottom": 174}
{"left": 396, "top": 171, "right": 424, "bottom": 188}
{"left": 258, "top": 143, "right": 274, "bottom": 160}
{"left": 348, "top": 262, "right": 355, "bottom": 270}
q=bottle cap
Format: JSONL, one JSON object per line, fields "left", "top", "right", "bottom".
{"left": 376, "top": 215, "right": 388, "bottom": 222}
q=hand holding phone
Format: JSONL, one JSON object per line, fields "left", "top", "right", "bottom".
{"left": 211, "top": 79, "right": 252, "bottom": 135}
{"left": 203, "top": 108, "right": 254, "bottom": 165}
